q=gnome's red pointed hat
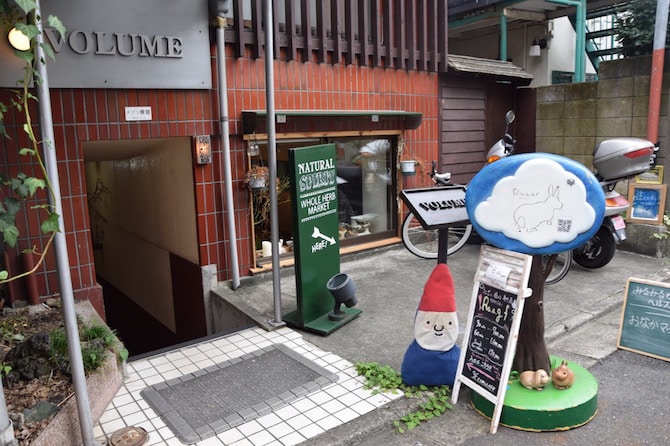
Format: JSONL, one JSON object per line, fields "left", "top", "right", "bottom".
{"left": 418, "top": 263, "right": 456, "bottom": 312}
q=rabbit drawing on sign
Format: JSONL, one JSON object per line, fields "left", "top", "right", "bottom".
{"left": 514, "top": 185, "right": 563, "bottom": 232}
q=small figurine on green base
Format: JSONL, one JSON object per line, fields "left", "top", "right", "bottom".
{"left": 552, "top": 360, "right": 575, "bottom": 390}
{"left": 519, "top": 369, "right": 550, "bottom": 391}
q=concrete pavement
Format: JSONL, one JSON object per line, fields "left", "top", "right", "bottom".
{"left": 222, "top": 242, "right": 670, "bottom": 445}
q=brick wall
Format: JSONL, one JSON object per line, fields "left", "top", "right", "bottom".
{"left": 1, "top": 45, "right": 439, "bottom": 311}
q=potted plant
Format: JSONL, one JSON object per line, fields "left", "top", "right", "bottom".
{"left": 245, "top": 165, "right": 269, "bottom": 192}
{"left": 397, "top": 139, "right": 423, "bottom": 176}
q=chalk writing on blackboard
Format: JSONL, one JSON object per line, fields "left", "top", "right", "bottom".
{"left": 627, "top": 184, "right": 667, "bottom": 224}
{"left": 618, "top": 278, "right": 670, "bottom": 362}
{"left": 451, "top": 245, "right": 533, "bottom": 435}
{"left": 461, "top": 283, "right": 517, "bottom": 395}
{"left": 631, "top": 188, "right": 661, "bottom": 219}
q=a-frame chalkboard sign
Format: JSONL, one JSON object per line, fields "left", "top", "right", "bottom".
{"left": 618, "top": 277, "right": 670, "bottom": 362}
{"left": 451, "top": 245, "right": 533, "bottom": 434}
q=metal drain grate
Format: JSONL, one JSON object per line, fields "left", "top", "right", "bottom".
{"left": 141, "top": 344, "right": 339, "bottom": 444}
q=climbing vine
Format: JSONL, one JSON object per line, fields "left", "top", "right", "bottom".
{"left": 0, "top": 0, "right": 65, "bottom": 284}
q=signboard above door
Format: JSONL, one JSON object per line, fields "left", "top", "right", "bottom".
{"left": 0, "top": 0, "right": 211, "bottom": 89}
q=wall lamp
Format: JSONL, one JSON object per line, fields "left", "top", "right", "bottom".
{"left": 194, "top": 135, "right": 212, "bottom": 164}
{"left": 8, "top": 26, "right": 30, "bottom": 51}
{"left": 529, "top": 36, "right": 547, "bottom": 57}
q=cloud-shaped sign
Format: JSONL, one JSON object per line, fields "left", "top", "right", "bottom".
{"left": 466, "top": 153, "right": 605, "bottom": 254}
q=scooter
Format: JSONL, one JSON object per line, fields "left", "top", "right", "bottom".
{"left": 572, "top": 138, "right": 657, "bottom": 268}
{"left": 484, "top": 112, "right": 657, "bottom": 275}
{"left": 484, "top": 111, "right": 572, "bottom": 285}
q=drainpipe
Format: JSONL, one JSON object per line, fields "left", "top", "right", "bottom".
{"left": 548, "top": 0, "right": 586, "bottom": 82}
{"left": 215, "top": 3, "right": 241, "bottom": 290}
{"left": 647, "top": 0, "right": 669, "bottom": 144}
{"left": 264, "top": 0, "right": 284, "bottom": 327}
{"left": 33, "top": 1, "right": 100, "bottom": 445}
{"left": 499, "top": 10, "right": 508, "bottom": 61}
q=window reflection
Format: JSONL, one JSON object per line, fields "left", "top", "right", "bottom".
{"left": 335, "top": 138, "right": 394, "bottom": 239}
{"left": 248, "top": 136, "right": 397, "bottom": 260}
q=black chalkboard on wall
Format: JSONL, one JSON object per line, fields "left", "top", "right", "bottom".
{"left": 618, "top": 277, "right": 670, "bottom": 362}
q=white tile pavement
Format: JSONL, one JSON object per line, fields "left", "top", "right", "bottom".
{"left": 94, "top": 327, "right": 401, "bottom": 445}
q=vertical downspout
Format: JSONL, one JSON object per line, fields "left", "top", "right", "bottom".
{"left": 216, "top": 12, "right": 241, "bottom": 290}
{"left": 33, "top": 1, "right": 99, "bottom": 445}
{"left": 548, "top": 0, "right": 585, "bottom": 82}
{"left": 500, "top": 11, "right": 508, "bottom": 61}
{"left": 647, "top": 0, "right": 669, "bottom": 144}
{"left": 264, "top": 0, "right": 284, "bottom": 326}
{"left": 574, "top": 0, "right": 586, "bottom": 82}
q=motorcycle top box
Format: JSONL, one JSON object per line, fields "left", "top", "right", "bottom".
{"left": 593, "top": 137, "right": 654, "bottom": 181}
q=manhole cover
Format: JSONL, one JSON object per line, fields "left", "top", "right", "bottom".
{"left": 109, "top": 426, "right": 149, "bottom": 446}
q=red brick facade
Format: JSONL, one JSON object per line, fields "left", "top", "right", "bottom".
{"left": 1, "top": 43, "right": 439, "bottom": 317}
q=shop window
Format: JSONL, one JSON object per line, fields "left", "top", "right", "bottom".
{"left": 248, "top": 136, "right": 398, "bottom": 261}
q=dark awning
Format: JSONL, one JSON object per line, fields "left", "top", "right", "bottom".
{"left": 242, "top": 110, "right": 422, "bottom": 135}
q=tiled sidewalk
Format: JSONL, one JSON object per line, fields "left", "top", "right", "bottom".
{"left": 94, "top": 326, "right": 401, "bottom": 445}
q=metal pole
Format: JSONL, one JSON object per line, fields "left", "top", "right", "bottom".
{"left": 216, "top": 11, "right": 241, "bottom": 290}
{"left": 547, "top": 0, "right": 585, "bottom": 82}
{"left": 499, "top": 11, "right": 507, "bottom": 62}
{"left": 264, "top": 0, "right": 284, "bottom": 326}
{"left": 437, "top": 228, "right": 449, "bottom": 265}
{"left": 0, "top": 386, "right": 16, "bottom": 445}
{"left": 647, "top": 0, "right": 669, "bottom": 143}
{"left": 33, "top": 2, "right": 99, "bottom": 445}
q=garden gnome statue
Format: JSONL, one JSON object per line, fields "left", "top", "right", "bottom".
{"left": 401, "top": 263, "right": 461, "bottom": 387}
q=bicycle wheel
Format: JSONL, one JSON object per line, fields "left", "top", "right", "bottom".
{"left": 543, "top": 250, "right": 572, "bottom": 285}
{"left": 401, "top": 212, "right": 472, "bottom": 259}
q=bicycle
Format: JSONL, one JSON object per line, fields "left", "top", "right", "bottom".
{"left": 541, "top": 250, "right": 572, "bottom": 285}
{"left": 401, "top": 162, "right": 571, "bottom": 285}
{"left": 401, "top": 161, "right": 473, "bottom": 259}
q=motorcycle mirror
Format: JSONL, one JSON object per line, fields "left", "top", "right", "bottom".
{"left": 505, "top": 110, "right": 515, "bottom": 125}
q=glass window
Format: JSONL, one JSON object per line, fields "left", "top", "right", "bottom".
{"left": 248, "top": 135, "right": 398, "bottom": 259}
{"left": 330, "top": 137, "right": 397, "bottom": 244}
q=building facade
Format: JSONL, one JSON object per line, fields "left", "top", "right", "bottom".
{"left": 1, "top": 0, "right": 455, "bottom": 353}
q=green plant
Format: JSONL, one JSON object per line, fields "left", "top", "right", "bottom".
{"left": 250, "top": 175, "right": 290, "bottom": 243}
{"left": 355, "top": 362, "right": 452, "bottom": 433}
{"left": 0, "top": 0, "right": 66, "bottom": 284}
{"left": 615, "top": 0, "right": 669, "bottom": 57}
{"left": 652, "top": 212, "right": 670, "bottom": 240}
{"left": 50, "top": 322, "right": 128, "bottom": 374}
{"left": 0, "top": 361, "right": 11, "bottom": 378}
{"left": 87, "top": 178, "right": 111, "bottom": 247}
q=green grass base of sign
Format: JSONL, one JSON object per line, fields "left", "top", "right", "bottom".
{"left": 471, "top": 356, "right": 598, "bottom": 431}
{"left": 283, "top": 308, "right": 362, "bottom": 335}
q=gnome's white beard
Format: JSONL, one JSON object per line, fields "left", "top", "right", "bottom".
{"left": 414, "top": 310, "right": 458, "bottom": 351}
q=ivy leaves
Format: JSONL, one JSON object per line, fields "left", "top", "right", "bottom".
{"left": 1, "top": 1, "right": 65, "bottom": 284}
{"left": 1, "top": 172, "right": 55, "bottom": 250}
{"left": 355, "top": 362, "right": 452, "bottom": 433}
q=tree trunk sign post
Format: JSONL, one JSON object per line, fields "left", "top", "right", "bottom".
{"left": 283, "top": 143, "right": 361, "bottom": 335}
{"left": 458, "top": 153, "right": 605, "bottom": 432}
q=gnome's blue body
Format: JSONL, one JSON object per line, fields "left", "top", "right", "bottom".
{"left": 401, "top": 263, "right": 461, "bottom": 387}
{"left": 401, "top": 340, "right": 460, "bottom": 387}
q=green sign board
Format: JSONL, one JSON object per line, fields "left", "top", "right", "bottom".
{"left": 618, "top": 277, "right": 670, "bottom": 362}
{"left": 283, "top": 143, "right": 361, "bottom": 334}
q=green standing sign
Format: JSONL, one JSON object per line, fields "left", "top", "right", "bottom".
{"left": 618, "top": 277, "right": 670, "bottom": 362}
{"left": 283, "top": 143, "right": 361, "bottom": 334}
